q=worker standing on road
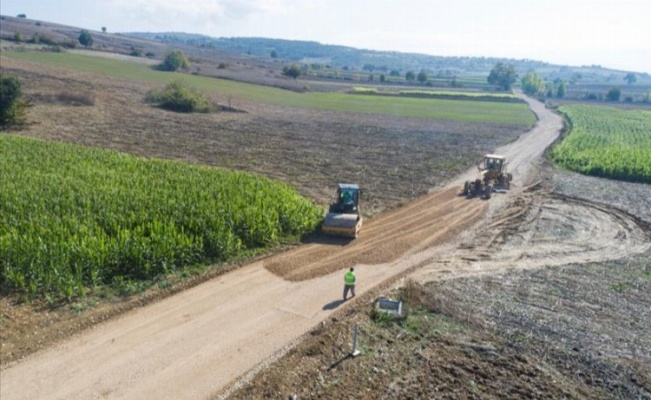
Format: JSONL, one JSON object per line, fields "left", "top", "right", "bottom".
{"left": 343, "top": 267, "right": 356, "bottom": 301}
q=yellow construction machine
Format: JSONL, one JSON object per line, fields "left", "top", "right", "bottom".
{"left": 322, "top": 183, "right": 363, "bottom": 238}
{"left": 463, "top": 154, "right": 512, "bottom": 199}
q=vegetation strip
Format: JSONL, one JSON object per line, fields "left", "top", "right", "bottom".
{"left": 3, "top": 52, "right": 535, "bottom": 125}
{"left": 0, "top": 135, "right": 322, "bottom": 300}
{"left": 349, "top": 87, "right": 523, "bottom": 103}
{"left": 552, "top": 104, "right": 651, "bottom": 183}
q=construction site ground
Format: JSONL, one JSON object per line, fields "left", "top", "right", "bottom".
{"left": 226, "top": 166, "right": 651, "bottom": 400}
{"left": 223, "top": 101, "right": 651, "bottom": 400}
{"left": 1, "top": 62, "right": 650, "bottom": 399}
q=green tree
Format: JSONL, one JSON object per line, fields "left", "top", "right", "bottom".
{"left": 282, "top": 64, "right": 301, "bottom": 79}
{"left": 160, "top": 51, "right": 189, "bottom": 71}
{"left": 487, "top": 62, "right": 518, "bottom": 90}
{"left": 146, "top": 80, "right": 211, "bottom": 113}
{"left": 270, "top": 50, "right": 278, "bottom": 58}
{"left": 379, "top": 74, "right": 386, "bottom": 83}
{"left": 0, "top": 74, "right": 31, "bottom": 128}
{"left": 556, "top": 81, "right": 566, "bottom": 98}
{"left": 17, "top": 14, "right": 27, "bottom": 18}
{"left": 13, "top": 31, "right": 23, "bottom": 43}
{"left": 405, "top": 71, "right": 416, "bottom": 82}
{"left": 78, "top": 30, "right": 93, "bottom": 47}
{"left": 520, "top": 72, "right": 543, "bottom": 95}
{"left": 606, "top": 87, "right": 621, "bottom": 101}
{"left": 546, "top": 83, "right": 554, "bottom": 98}
{"left": 101, "top": 26, "right": 107, "bottom": 33}
{"left": 624, "top": 72, "right": 637, "bottom": 85}
{"left": 417, "top": 69, "right": 428, "bottom": 84}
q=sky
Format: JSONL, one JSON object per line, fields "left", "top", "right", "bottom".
{"left": 2, "top": 0, "right": 650, "bottom": 73}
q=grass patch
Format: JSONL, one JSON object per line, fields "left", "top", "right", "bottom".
{"left": 610, "top": 281, "right": 633, "bottom": 293}
{"left": 371, "top": 309, "right": 398, "bottom": 327}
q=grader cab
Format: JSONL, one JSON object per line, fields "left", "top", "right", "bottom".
{"left": 463, "top": 154, "right": 512, "bottom": 199}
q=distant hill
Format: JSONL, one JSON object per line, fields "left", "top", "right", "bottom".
{"left": 124, "top": 32, "right": 650, "bottom": 84}
{"left": 126, "top": 32, "right": 550, "bottom": 76}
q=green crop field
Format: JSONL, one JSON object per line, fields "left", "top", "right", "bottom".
{"left": 0, "top": 135, "right": 322, "bottom": 300}
{"left": 397, "top": 90, "right": 517, "bottom": 99}
{"left": 551, "top": 104, "right": 651, "bottom": 183}
{"left": 351, "top": 87, "right": 518, "bottom": 99}
{"left": 4, "top": 52, "right": 535, "bottom": 125}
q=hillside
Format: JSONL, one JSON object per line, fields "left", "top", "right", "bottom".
{"left": 2, "top": 14, "right": 651, "bottom": 100}
{"left": 125, "top": 32, "right": 651, "bottom": 84}
{"left": 125, "top": 32, "right": 545, "bottom": 74}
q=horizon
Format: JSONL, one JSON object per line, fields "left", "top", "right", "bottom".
{"left": 1, "top": 0, "right": 649, "bottom": 74}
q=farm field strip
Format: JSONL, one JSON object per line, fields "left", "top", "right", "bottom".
{"left": 0, "top": 135, "right": 322, "bottom": 300}
{"left": 3, "top": 52, "right": 535, "bottom": 125}
{"left": 551, "top": 104, "right": 651, "bottom": 183}
{"left": 351, "top": 87, "right": 518, "bottom": 98}
{"left": 398, "top": 89, "right": 517, "bottom": 98}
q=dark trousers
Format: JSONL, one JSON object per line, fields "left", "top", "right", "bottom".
{"left": 343, "top": 284, "right": 355, "bottom": 300}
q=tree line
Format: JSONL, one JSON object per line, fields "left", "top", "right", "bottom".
{"left": 486, "top": 63, "right": 643, "bottom": 102}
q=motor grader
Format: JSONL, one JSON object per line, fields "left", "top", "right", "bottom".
{"left": 322, "top": 183, "right": 363, "bottom": 238}
{"left": 463, "top": 154, "right": 512, "bottom": 199}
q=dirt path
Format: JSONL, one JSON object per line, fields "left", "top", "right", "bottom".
{"left": 407, "top": 190, "right": 651, "bottom": 284}
{"left": 3, "top": 95, "right": 645, "bottom": 400}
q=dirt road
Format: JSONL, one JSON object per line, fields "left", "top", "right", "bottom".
{"left": 3, "top": 96, "right": 646, "bottom": 400}
{"left": 409, "top": 94, "right": 650, "bottom": 284}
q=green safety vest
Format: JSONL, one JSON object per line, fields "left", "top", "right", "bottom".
{"left": 344, "top": 271, "right": 356, "bottom": 285}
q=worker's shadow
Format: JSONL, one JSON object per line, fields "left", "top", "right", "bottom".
{"left": 322, "top": 299, "right": 345, "bottom": 310}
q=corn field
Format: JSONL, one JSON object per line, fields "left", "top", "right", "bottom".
{"left": 1, "top": 135, "right": 323, "bottom": 299}
{"left": 552, "top": 105, "right": 651, "bottom": 183}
